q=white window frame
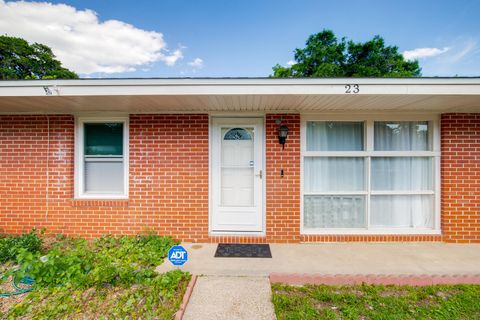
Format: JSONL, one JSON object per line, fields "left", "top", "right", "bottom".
{"left": 300, "top": 113, "right": 441, "bottom": 235}
{"left": 74, "top": 116, "right": 129, "bottom": 199}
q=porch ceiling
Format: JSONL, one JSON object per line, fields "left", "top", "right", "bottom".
{"left": 0, "top": 78, "right": 479, "bottom": 114}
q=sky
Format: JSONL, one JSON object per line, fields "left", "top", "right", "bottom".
{"left": 1, "top": 0, "right": 479, "bottom": 78}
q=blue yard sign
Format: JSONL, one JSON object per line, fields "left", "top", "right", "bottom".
{"left": 168, "top": 245, "right": 188, "bottom": 266}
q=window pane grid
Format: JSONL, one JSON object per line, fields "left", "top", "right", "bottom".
{"left": 78, "top": 120, "right": 127, "bottom": 198}
{"left": 303, "top": 120, "right": 436, "bottom": 231}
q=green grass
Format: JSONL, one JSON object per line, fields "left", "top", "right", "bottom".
{"left": 271, "top": 283, "right": 480, "bottom": 320}
{"left": 1, "top": 232, "right": 190, "bottom": 319}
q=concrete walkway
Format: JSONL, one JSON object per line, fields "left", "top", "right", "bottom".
{"left": 158, "top": 242, "right": 480, "bottom": 276}
{"left": 159, "top": 243, "right": 480, "bottom": 319}
{"left": 183, "top": 276, "right": 275, "bottom": 320}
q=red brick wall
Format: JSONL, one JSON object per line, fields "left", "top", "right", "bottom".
{"left": 0, "top": 116, "right": 51, "bottom": 233}
{"left": 0, "top": 113, "right": 303, "bottom": 243}
{"left": 441, "top": 113, "right": 480, "bottom": 243}
{"left": 265, "top": 114, "right": 301, "bottom": 243}
{"left": 1, "top": 113, "right": 479, "bottom": 243}
{"left": 0, "top": 115, "right": 210, "bottom": 241}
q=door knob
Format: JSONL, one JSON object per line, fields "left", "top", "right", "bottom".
{"left": 255, "top": 170, "right": 263, "bottom": 179}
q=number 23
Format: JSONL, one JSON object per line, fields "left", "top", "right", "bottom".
{"left": 345, "top": 84, "right": 359, "bottom": 93}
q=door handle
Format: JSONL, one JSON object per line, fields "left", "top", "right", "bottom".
{"left": 255, "top": 170, "right": 263, "bottom": 179}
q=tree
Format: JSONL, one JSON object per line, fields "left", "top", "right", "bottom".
{"left": 0, "top": 35, "right": 78, "bottom": 80}
{"left": 272, "top": 30, "right": 421, "bottom": 78}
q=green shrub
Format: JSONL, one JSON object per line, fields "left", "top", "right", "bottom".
{"left": 0, "top": 229, "right": 43, "bottom": 263}
{"left": 14, "top": 246, "right": 93, "bottom": 288}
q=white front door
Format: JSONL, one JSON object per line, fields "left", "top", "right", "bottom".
{"left": 211, "top": 118, "right": 264, "bottom": 232}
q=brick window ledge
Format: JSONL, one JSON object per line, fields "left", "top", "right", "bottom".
{"left": 71, "top": 199, "right": 130, "bottom": 208}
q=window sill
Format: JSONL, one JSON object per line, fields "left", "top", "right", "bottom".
{"left": 75, "top": 193, "right": 129, "bottom": 200}
{"left": 72, "top": 199, "right": 130, "bottom": 208}
{"left": 301, "top": 228, "right": 441, "bottom": 235}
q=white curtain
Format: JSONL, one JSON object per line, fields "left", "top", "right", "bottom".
{"left": 370, "top": 195, "right": 434, "bottom": 228}
{"left": 371, "top": 121, "right": 434, "bottom": 228}
{"left": 371, "top": 157, "right": 432, "bottom": 191}
{"left": 305, "top": 157, "right": 364, "bottom": 192}
{"left": 305, "top": 122, "right": 365, "bottom": 228}
{"left": 374, "top": 121, "right": 429, "bottom": 151}
{"left": 304, "top": 121, "right": 434, "bottom": 230}
{"left": 304, "top": 195, "right": 365, "bottom": 228}
{"left": 307, "top": 121, "right": 364, "bottom": 151}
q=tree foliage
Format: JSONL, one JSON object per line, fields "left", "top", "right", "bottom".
{"left": 0, "top": 35, "right": 78, "bottom": 80}
{"left": 272, "top": 30, "right": 421, "bottom": 78}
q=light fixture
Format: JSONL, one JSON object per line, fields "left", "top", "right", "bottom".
{"left": 278, "top": 124, "right": 289, "bottom": 150}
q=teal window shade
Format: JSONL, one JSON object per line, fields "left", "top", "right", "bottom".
{"left": 84, "top": 123, "right": 123, "bottom": 156}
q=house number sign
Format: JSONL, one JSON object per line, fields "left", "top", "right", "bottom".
{"left": 344, "top": 84, "right": 360, "bottom": 94}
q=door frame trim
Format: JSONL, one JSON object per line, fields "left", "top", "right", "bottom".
{"left": 208, "top": 115, "right": 266, "bottom": 236}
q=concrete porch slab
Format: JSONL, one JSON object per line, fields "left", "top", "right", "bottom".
{"left": 156, "top": 242, "right": 480, "bottom": 276}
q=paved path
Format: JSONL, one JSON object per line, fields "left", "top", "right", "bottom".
{"left": 183, "top": 276, "right": 276, "bottom": 320}
{"left": 161, "top": 243, "right": 480, "bottom": 319}
{"left": 158, "top": 242, "right": 480, "bottom": 276}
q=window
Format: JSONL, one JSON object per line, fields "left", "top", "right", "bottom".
{"left": 75, "top": 118, "right": 128, "bottom": 199}
{"left": 302, "top": 117, "right": 439, "bottom": 234}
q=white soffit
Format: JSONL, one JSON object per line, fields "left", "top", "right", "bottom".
{"left": 0, "top": 78, "right": 479, "bottom": 114}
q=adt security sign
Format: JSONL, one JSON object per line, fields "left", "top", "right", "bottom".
{"left": 168, "top": 245, "right": 188, "bottom": 266}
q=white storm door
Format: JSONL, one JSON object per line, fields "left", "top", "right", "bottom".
{"left": 211, "top": 118, "right": 264, "bottom": 232}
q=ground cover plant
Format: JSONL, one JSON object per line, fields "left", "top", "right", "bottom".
{"left": 0, "top": 229, "right": 43, "bottom": 264}
{"left": 272, "top": 283, "right": 480, "bottom": 320}
{"left": 0, "top": 230, "right": 190, "bottom": 319}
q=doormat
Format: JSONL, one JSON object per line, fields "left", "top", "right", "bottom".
{"left": 214, "top": 243, "right": 272, "bottom": 258}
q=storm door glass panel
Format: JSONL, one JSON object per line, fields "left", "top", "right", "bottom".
{"left": 221, "top": 127, "right": 254, "bottom": 206}
{"left": 306, "top": 121, "right": 364, "bottom": 151}
{"left": 374, "top": 121, "right": 429, "bottom": 151}
{"left": 84, "top": 123, "right": 124, "bottom": 194}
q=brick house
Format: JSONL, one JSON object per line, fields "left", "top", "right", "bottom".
{"left": 0, "top": 78, "right": 479, "bottom": 243}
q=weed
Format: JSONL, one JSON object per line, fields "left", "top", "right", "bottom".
{"left": 0, "top": 229, "right": 43, "bottom": 263}
{"left": 1, "top": 233, "right": 189, "bottom": 319}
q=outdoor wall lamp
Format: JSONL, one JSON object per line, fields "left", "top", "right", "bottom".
{"left": 278, "top": 124, "right": 289, "bottom": 150}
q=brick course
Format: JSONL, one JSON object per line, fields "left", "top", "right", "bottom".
{"left": 269, "top": 273, "right": 480, "bottom": 286}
